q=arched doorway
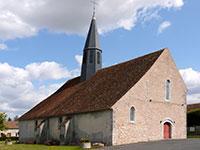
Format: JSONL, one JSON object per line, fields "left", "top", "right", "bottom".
{"left": 163, "top": 122, "right": 172, "bottom": 139}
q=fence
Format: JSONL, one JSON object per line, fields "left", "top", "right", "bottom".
{"left": 187, "top": 126, "right": 200, "bottom": 137}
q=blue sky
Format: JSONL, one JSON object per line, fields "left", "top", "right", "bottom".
{"left": 0, "top": 0, "right": 200, "bottom": 118}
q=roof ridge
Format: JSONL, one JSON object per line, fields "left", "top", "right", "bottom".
{"left": 98, "top": 49, "right": 165, "bottom": 72}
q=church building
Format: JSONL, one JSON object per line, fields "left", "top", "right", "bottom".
{"left": 18, "top": 14, "right": 187, "bottom": 146}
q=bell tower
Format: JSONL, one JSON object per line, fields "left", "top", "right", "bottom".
{"left": 80, "top": 7, "right": 102, "bottom": 81}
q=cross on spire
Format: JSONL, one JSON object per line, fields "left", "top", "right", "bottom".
{"left": 91, "top": 0, "right": 98, "bottom": 18}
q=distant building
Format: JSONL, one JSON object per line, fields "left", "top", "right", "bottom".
{"left": 18, "top": 15, "right": 187, "bottom": 145}
{"left": 0, "top": 121, "right": 19, "bottom": 137}
{"left": 187, "top": 103, "right": 200, "bottom": 136}
{"left": 188, "top": 103, "right": 200, "bottom": 112}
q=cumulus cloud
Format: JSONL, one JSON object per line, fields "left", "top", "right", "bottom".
{"left": 0, "top": 0, "right": 184, "bottom": 40}
{"left": 0, "top": 43, "right": 7, "bottom": 50}
{"left": 158, "top": 21, "right": 171, "bottom": 34}
{"left": 0, "top": 10, "right": 37, "bottom": 40}
{"left": 75, "top": 54, "right": 83, "bottom": 67}
{"left": 25, "top": 61, "right": 72, "bottom": 80}
{"left": 180, "top": 68, "right": 200, "bottom": 104}
{"left": 0, "top": 59, "right": 80, "bottom": 117}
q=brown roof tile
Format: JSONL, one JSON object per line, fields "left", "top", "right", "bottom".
{"left": 187, "top": 103, "right": 200, "bottom": 111}
{"left": 5, "top": 121, "right": 19, "bottom": 129}
{"left": 19, "top": 49, "right": 164, "bottom": 121}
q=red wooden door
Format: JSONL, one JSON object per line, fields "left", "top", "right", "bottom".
{"left": 163, "top": 122, "right": 171, "bottom": 139}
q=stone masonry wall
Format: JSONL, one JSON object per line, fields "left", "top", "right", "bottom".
{"left": 112, "top": 49, "right": 187, "bottom": 145}
{"left": 49, "top": 117, "right": 60, "bottom": 141}
{"left": 70, "top": 110, "right": 113, "bottom": 145}
{"left": 19, "top": 120, "right": 35, "bottom": 143}
{"left": 19, "top": 110, "right": 113, "bottom": 145}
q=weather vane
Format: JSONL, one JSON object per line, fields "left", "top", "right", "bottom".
{"left": 91, "top": 0, "right": 98, "bottom": 18}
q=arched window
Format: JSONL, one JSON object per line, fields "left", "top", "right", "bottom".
{"left": 130, "top": 107, "right": 135, "bottom": 123}
{"left": 165, "top": 80, "right": 171, "bottom": 100}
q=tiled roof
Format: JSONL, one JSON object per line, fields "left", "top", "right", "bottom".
{"left": 187, "top": 103, "right": 200, "bottom": 111}
{"left": 19, "top": 49, "right": 164, "bottom": 121}
{"left": 5, "top": 121, "right": 19, "bottom": 129}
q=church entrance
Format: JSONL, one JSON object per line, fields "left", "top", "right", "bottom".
{"left": 163, "top": 122, "right": 172, "bottom": 139}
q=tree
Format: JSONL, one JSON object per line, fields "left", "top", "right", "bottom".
{"left": 14, "top": 115, "right": 19, "bottom": 121}
{"left": 7, "top": 117, "right": 12, "bottom": 121}
{"left": 0, "top": 113, "right": 7, "bottom": 131}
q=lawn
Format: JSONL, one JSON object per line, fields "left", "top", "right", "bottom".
{"left": 0, "top": 141, "right": 81, "bottom": 150}
{"left": 188, "top": 135, "right": 200, "bottom": 139}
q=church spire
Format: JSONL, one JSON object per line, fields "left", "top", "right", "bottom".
{"left": 84, "top": 17, "right": 100, "bottom": 50}
{"left": 80, "top": 8, "right": 102, "bottom": 81}
{"left": 84, "top": 0, "right": 100, "bottom": 50}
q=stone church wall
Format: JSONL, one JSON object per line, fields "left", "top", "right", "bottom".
{"left": 67, "top": 110, "right": 113, "bottom": 145}
{"left": 19, "top": 110, "right": 113, "bottom": 145}
{"left": 48, "top": 117, "right": 60, "bottom": 141}
{"left": 112, "top": 49, "right": 187, "bottom": 145}
{"left": 19, "top": 120, "right": 36, "bottom": 143}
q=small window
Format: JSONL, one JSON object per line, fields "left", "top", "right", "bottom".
{"left": 16, "top": 132, "right": 19, "bottom": 137}
{"left": 165, "top": 80, "right": 171, "bottom": 100}
{"left": 34, "top": 120, "right": 38, "bottom": 131}
{"left": 130, "top": 107, "right": 135, "bottom": 123}
{"left": 46, "top": 120, "right": 49, "bottom": 129}
{"left": 89, "top": 51, "right": 93, "bottom": 63}
{"left": 7, "top": 133, "right": 11, "bottom": 137}
{"left": 58, "top": 117, "right": 63, "bottom": 129}
{"left": 97, "top": 52, "right": 101, "bottom": 64}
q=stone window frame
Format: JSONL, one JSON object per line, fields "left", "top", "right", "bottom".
{"left": 129, "top": 106, "right": 135, "bottom": 123}
{"left": 165, "top": 79, "right": 171, "bottom": 101}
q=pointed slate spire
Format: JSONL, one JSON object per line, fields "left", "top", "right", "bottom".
{"left": 84, "top": 17, "right": 100, "bottom": 50}
{"left": 80, "top": 16, "right": 102, "bottom": 81}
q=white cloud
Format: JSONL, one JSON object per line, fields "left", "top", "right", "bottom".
{"left": 25, "top": 61, "right": 72, "bottom": 80}
{"left": 180, "top": 68, "right": 200, "bottom": 104}
{"left": 0, "top": 10, "right": 37, "bottom": 40}
{"left": 180, "top": 68, "right": 200, "bottom": 89}
{"left": 0, "top": 0, "right": 184, "bottom": 40}
{"left": 1, "top": 62, "right": 199, "bottom": 117}
{"left": 0, "top": 59, "right": 81, "bottom": 118}
{"left": 0, "top": 43, "right": 7, "bottom": 50}
{"left": 158, "top": 21, "right": 171, "bottom": 34}
{"left": 75, "top": 55, "right": 83, "bottom": 67}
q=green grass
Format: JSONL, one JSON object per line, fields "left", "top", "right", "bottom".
{"left": 188, "top": 108, "right": 200, "bottom": 114}
{"left": 0, "top": 141, "right": 81, "bottom": 150}
{"left": 188, "top": 135, "right": 200, "bottom": 139}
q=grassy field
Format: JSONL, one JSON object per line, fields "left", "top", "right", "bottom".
{"left": 188, "top": 108, "right": 200, "bottom": 114}
{"left": 188, "top": 135, "right": 200, "bottom": 139}
{"left": 0, "top": 141, "right": 81, "bottom": 150}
